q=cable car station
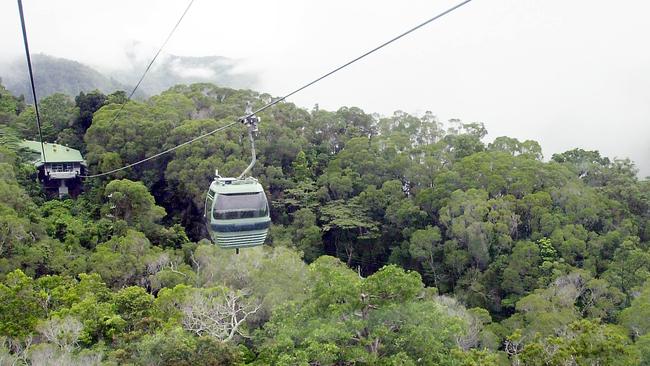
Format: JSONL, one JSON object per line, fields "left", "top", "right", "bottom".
{"left": 20, "top": 140, "right": 86, "bottom": 198}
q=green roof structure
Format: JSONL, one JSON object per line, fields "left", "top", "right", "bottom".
{"left": 20, "top": 140, "right": 85, "bottom": 166}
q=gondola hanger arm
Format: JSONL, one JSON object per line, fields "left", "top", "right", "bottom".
{"left": 238, "top": 102, "right": 259, "bottom": 179}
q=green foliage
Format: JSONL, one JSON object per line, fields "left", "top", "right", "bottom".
{"left": 501, "top": 241, "right": 541, "bottom": 301}
{"left": 619, "top": 280, "right": 650, "bottom": 338}
{"left": 362, "top": 265, "right": 423, "bottom": 306}
{"left": 519, "top": 320, "right": 639, "bottom": 366}
{"left": 0, "top": 270, "right": 46, "bottom": 337}
{"left": 255, "top": 258, "right": 479, "bottom": 365}
{"left": 103, "top": 179, "right": 165, "bottom": 229}
{"left": 0, "top": 81, "right": 23, "bottom": 126}
{"left": 489, "top": 136, "right": 543, "bottom": 160}
{"left": 0, "top": 82, "right": 648, "bottom": 364}
{"left": 135, "top": 330, "right": 241, "bottom": 365}
{"left": 114, "top": 286, "right": 154, "bottom": 326}
{"left": 292, "top": 150, "right": 311, "bottom": 181}
{"left": 637, "top": 333, "right": 650, "bottom": 366}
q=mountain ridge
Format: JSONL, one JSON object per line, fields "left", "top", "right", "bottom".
{"left": 0, "top": 53, "right": 257, "bottom": 102}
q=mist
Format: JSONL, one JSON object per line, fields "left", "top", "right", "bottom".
{"left": 1, "top": 0, "right": 648, "bottom": 177}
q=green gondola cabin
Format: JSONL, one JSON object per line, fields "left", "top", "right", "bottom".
{"left": 205, "top": 176, "right": 271, "bottom": 249}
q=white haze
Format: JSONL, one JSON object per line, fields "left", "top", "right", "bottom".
{"left": 1, "top": 0, "right": 648, "bottom": 177}
{"left": 169, "top": 62, "right": 215, "bottom": 79}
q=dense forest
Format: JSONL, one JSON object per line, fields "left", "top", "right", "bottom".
{"left": 1, "top": 80, "right": 649, "bottom": 365}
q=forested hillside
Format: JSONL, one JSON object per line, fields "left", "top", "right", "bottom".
{"left": 0, "top": 54, "right": 255, "bottom": 103}
{"left": 1, "top": 81, "right": 649, "bottom": 365}
{"left": 0, "top": 55, "right": 132, "bottom": 103}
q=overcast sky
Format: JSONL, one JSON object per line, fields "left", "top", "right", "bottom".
{"left": 1, "top": 0, "right": 649, "bottom": 177}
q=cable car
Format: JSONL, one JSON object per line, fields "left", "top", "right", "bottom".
{"left": 204, "top": 104, "right": 269, "bottom": 250}
{"left": 205, "top": 175, "right": 271, "bottom": 249}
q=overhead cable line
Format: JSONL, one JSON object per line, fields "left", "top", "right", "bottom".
{"left": 83, "top": 0, "right": 473, "bottom": 178}
{"left": 103, "top": 0, "right": 195, "bottom": 125}
{"left": 17, "top": 0, "right": 47, "bottom": 163}
{"left": 81, "top": 121, "right": 238, "bottom": 178}
{"left": 245, "top": 0, "right": 474, "bottom": 118}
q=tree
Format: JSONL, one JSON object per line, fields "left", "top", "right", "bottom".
{"left": 291, "top": 150, "right": 311, "bottom": 182}
{"left": 604, "top": 239, "right": 650, "bottom": 297}
{"left": 37, "top": 316, "right": 83, "bottom": 352}
{"left": 89, "top": 230, "right": 156, "bottom": 288}
{"left": 103, "top": 179, "right": 166, "bottom": 234}
{"left": 440, "top": 189, "right": 493, "bottom": 269}
{"left": 255, "top": 258, "right": 493, "bottom": 365}
{"left": 519, "top": 320, "right": 638, "bottom": 366}
{"left": 289, "top": 208, "right": 322, "bottom": 261}
{"left": 75, "top": 90, "right": 106, "bottom": 126}
{"left": 619, "top": 280, "right": 650, "bottom": 338}
{"left": 0, "top": 81, "right": 23, "bottom": 126}
{"left": 39, "top": 93, "right": 79, "bottom": 142}
{"left": 0, "top": 270, "right": 46, "bottom": 338}
{"left": 408, "top": 226, "right": 443, "bottom": 287}
{"left": 501, "top": 241, "right": 541, "bottom": 302}
{"left": 249, "top": 246, "right": 309, "bottom": 320}
{"left": 135, "top": 327, "right": 240, "bottom": 366}
{"left": 636, "top": 333, "right": 650, "bottom": 366}
{"left": 114, "top": 286, "right": 154, "bottom": 331}
{"left": 552, "top": 148, "right": 611, "bottom": 185}
{"left": 182, "top": 287, "right": 260, "bottom": 342}
{"left": 321, "top": 199, "right": 379, "bottom": 266}
{"left": 488, "top": 136, "right": 543, "bottom": 160}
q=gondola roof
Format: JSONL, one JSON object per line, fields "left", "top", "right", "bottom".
{"left": 209, "top": 178, "right": 264, "bottom": 194}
